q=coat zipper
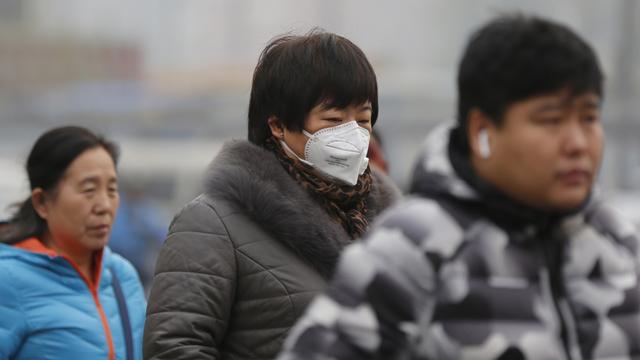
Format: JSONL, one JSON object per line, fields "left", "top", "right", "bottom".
{"left": 540, "top": 231, "right": 582, "bottom": 360}
{"left": 63, "top": 257, "right": 116, "bottom": 360}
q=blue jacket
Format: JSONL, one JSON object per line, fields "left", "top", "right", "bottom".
{"left": 0, "top": 238, "right": 146, "bottom": 360}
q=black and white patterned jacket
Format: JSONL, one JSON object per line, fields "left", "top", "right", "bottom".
{"left": 277, "top": 124, "right": 640, "bottom": 360}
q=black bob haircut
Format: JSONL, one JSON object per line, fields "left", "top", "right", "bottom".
{"left": 248, "top": 29, "right": 378, "bottom": 146}
{"left": 457, "top": 14, "right": 604, "bottom": 131}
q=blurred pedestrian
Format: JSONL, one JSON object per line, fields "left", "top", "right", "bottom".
{"left": 368, "top": 130, "right": 389, "bottom": 174}
{"left": 278, "top": 14, "right": 640, "bottom": 359}
{"left": 110, "top": 186, "right": 168, "bottom": 291}
{"left": 0, "top": 126, "right": 146, "bottom": 360}
{"left": 143, "top": 29, "right": 400, "bottom": 359}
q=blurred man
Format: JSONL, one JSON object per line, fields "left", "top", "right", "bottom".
{"left": 277, "top": 14, "right": 640, "bottom": 359}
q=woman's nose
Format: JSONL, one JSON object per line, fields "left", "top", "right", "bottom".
{"left": 93, "top": 191, "right": 115, "bottom": 213}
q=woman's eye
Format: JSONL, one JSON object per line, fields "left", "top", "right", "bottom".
{"left": 324, "top": 117, "right": 342, "bottom": 122}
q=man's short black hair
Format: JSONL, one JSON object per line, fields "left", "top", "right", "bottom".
{"left": 457, "top": 14, "right": 604, "bottom": 129}
{"left": 248, "top": 29, "right": 378, "bottom": 146}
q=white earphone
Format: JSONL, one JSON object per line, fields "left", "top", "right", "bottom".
{"left": 478, "top": 129, "right": 491, "bottom": 159}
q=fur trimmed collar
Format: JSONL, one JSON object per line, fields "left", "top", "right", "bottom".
{"left": 204, "top": 140, "right": 399, "bottom": 278}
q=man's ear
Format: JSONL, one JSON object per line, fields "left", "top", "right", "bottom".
{"left": 467, "top": 108, "right": 495, "bottom": 160}
{"left": 267, "top": 116, "right": 284, "bottom": 140}
{"left": 31, "top": 188, "right": 48, "bottom": 220}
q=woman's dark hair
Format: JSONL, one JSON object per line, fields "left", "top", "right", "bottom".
{"left": 0, "top": 126, "right": 119, "bottom": 244}
{"left": 248, "top": 29, "right": 378, "bottom": 146}
{"left": 455, "top": 14, "right": 604, "bottom": 151}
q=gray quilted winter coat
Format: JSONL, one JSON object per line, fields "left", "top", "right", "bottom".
{"left": 143, "top": 140, "right": 399, "bottom": 360}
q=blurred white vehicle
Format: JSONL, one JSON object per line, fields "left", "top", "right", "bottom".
{"left": 0, "top": 158, "right": 28, "bottom": 221}
{"left": 0, "top": 137, "right": 222, "bottom": 223}
{"left": 117, "top": 137, "right": 223, "bottom": 216}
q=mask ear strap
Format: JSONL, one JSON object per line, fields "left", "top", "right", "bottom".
{"left": 359, "top": 157, "right": 369, "bottom": 175}
{"left": 279, "top": 140, "right": 313, "bottom": 166}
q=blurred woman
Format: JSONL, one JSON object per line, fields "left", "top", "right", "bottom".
{"left": 0, "top": 126, "right": 146, "bottom": 360}
{"left": 144, "top": 30, "right": 400, "bottom": 359}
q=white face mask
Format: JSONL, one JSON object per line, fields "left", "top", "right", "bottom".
{"left": 280, "top": 121, "right": 370, "bottom": 186}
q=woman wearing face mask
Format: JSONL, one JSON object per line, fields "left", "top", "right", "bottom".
{"left": 0, "top": 126, "right": 146, "bottom": 360}
{"left": 143, "top": 30, "right": 400, "bottom": 359}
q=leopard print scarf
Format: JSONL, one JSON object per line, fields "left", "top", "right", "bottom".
{"left": 264, "top": 137, "right": 372, "bottom": 239}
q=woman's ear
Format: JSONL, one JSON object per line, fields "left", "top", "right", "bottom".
{"left": 31, "top": 188, "right": 48, "bottom": 220}
{"left": 267, "top": 116, "right": 284, "bottom": 140}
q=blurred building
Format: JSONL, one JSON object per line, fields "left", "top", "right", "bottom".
{"left": 1, "top": 0, "right": 640, "bottom": 211}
